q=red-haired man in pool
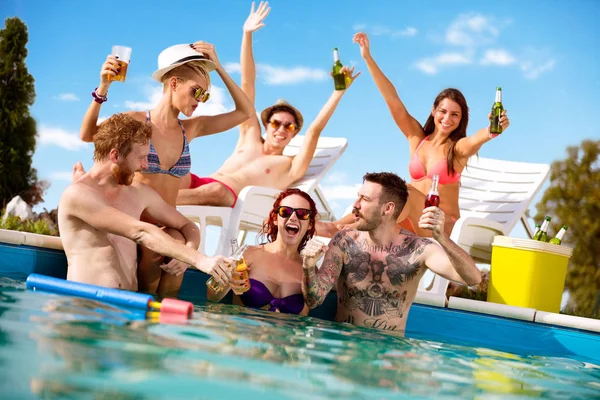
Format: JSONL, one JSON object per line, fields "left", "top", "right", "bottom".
{"left": 58, "top": 113, "right": 232, "bottom": 295}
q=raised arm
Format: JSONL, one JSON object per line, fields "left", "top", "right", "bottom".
{"left": 186, "top": 41, "right": 255, "bottom": 140}
{"left": 287, "top": 66, "right": 360, "bottom": 182}
{"left": 301, "top": 235, "right": 345, "bottom": 309}
{"left": 80, "top": 56, "right": 120, "bottom": 142}
{"left": 419, "top": 206, "right": 481, "bottom": 286}
{"left": 455, "top": 110, "right": 510, "bottom": 159}
{"left": 60, "top": 184, "right": 232, "bottom": 286}
{"left": 236, "top": 1, "right": 271, "bottom": 145}
{"left": 353, "top": 32, "right": 424, "bottom": 143}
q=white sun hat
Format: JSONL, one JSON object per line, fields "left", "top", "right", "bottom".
{"left": 151, "top": 44, "right": 216, "bottom": 82}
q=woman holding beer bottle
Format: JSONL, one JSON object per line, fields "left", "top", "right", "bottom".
{"left": 208, "top": 189, "right": 318, "bottom": 316}
{"left": 77, "top": 41, "right": 255, "bottom": 296}
{"left": 318, "top": 32, "right": 510, "bottom": 238}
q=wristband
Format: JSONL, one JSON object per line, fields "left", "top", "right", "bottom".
{"left": 92, "top": 87, "right": 108, "bottom": 104}
{"left": 487, "top": 126, "right": 500, "bottom": 139}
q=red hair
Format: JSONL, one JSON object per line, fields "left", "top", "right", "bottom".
{"left": 258, "top": 188, "right": 318, "bottom": 253}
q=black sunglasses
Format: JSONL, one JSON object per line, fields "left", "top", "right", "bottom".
{"left": 277, "top": 206, "right": 312, "bottom": 220}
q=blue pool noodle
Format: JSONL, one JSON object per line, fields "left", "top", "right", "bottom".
{"left": 26, "top": 273, "right": 154, "bottom": 310}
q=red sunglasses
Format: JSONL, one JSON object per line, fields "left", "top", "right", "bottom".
{"left": 277, "top": 206, "right": 312, "bottom": 220}
{"left": 269, "top": 119, "right": 297, "bottom": 133}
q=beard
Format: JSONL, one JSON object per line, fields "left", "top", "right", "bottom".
{"left": 353, "top": 208, "right": 382, "bottom": 231}
{"left": 110, "top": 164, "right": 135, "bottom": 186}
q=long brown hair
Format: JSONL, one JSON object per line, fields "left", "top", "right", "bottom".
{"left": 258, "top": 188, "right": 318, "bottom": 253}
{"left": 422, "top": 88, "right": 469, "bottom": 176}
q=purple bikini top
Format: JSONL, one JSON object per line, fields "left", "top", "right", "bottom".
{"left": 240, "top": 279, "right": 304, "bottom": 315}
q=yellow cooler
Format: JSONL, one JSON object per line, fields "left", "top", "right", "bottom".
{"left": 488, "top": 236, "right": 573, "bottom": 313}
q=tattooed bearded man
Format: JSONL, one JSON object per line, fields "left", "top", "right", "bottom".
{"left": 301, "top": 172, "right": 481, "bottom": 332}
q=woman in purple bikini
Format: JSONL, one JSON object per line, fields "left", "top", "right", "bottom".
{"left": 208, "top": 188, "right": 318, "bottom": 315}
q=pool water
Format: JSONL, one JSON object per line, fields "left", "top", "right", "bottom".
{"left": 1, "top": 277, "right": 599, "bottom": 399}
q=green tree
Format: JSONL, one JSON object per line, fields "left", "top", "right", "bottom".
{"left": 534, "top": 139, "right": 600, "bottom": 318}
{"left": 0, "top": 16, "right": 47, "bottom": 208}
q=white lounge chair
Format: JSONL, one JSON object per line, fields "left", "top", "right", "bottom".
{"left": 416, "top": 156, "right": 551, "bottom": 306}
{"left": 177, "top": 135, "right": 347, "bottom": 256}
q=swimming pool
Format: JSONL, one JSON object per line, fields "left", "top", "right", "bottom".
{"left": 1, "top": 277, "right": 599, "bottom": 399}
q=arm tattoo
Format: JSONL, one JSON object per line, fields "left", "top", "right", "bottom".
{"left": 302, "top": 251, "right": 343, "bottom": 309}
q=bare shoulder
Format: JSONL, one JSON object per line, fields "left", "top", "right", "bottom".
{"left": 330, "top": 229, "right": 360, "bottom": 247}
{"left": 61, "top": 181, "right": 93, "bottom": 203}
{"left": 59, "top": 181, "right": 102, "bottom": 216}
{"left": 243, "top": 245, "right": 263, "bottom": 259}
{"left": 399, "top": 229, "right": 435, "bottom": 246}
{"left": 124, "top": 110, "right": 146, "bottom": 121}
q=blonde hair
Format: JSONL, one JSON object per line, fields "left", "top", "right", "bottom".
{"left": 161, "top": 61, "right": 211, "bottom": 90}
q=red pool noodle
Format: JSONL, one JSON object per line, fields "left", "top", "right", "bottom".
{"left": 160, "top": 298, "right": 193, "bottom": 317}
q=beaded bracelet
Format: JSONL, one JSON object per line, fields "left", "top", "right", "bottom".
{"left": 92, "top": 87, "right": 108, "bottom": 104}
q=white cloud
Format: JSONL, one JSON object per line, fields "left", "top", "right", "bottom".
{"left": 124, "top": 85, "right": 163, "bottom": 110}
{"left": 353, "top": 23, "right": 417, "bottom": 38}
{"left": 395, "top": 27, "right": 418, "bottom": 37}
{"left": 97, "top": 116, "right": 108, "bottom": 125}
{"left": 414, "top": 52, "right": 472, "bottom": 75}
{"left": 322, "top": 172, "right": 361, "bottom": 201}
{"left": 191, "top": 85, "right": 231, "bottom": 116}
{"left": 123, "top": 84, "right": 231, "bottom": 116}
{"left": 518, "top": 48, "right": 556, "bottom": 80}
{"left": 226, "top": 62, "right": 327, "bottom": 85}
{"left": 38, "top": 125, "right": 88, "bottom": 151}
{"left": 224, "top": 62, "right": 241, "bottom": 75}
{"left": 415, "top": 14, "right": 552, "bottom": 78}
{"left": 446, "top": 13, "right": 499, "bottom": 47}
{"left": 54, "top": 93, "right": 80, "bottom": 102}
{"left": 322, "top": 184, "right": 361, "bottom": 200}
{"left": 521, "top": 59, "right": 555, "bottom": 80}
{"left": 480, "top": 49, "right": 516, "bottom": 66}
{"left": 48, "top": 171, "right": 74, "bottom": 182}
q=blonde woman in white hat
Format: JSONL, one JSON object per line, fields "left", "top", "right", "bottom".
{"left": 77, "top": 41, "right": 254, "bottom": 296}
{"left": 176, "top": 1, "right": 359, "bottom": 208}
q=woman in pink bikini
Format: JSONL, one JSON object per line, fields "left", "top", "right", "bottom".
{"left": 319, "top": 32, "right": 510, "bottom": 237}
{"left": 78, "top": 42, "right": 254, "bottom": 296}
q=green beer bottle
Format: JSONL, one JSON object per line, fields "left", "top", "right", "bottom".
{"left": 489, "top": 87, "right": 504, "bottom": 134}
{"left": 533, "top": 223, "right": 541, "bottom": 237}
{"left": 549, "top": 225, "right": 568, "bottom": 245}
{"left": 332, "top": 48, "right": 346, "bottom": 91}
{"left": 533, "top": 216, "right": 551, "bottom": 242}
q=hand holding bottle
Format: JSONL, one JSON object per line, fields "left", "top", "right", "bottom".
{"left": 230, "top": 265, "right": 251, "bottom": 295}
{"left": 336, "top": 65, "right": 360, "bottom": 90}
{"left": 419, "top": 206, "right": 446, "bottom": 237}
{"left": 301, "top": 238, "right": 328, "bottom": 269}
{"left": 488, "top": 110, "right": 510, "bottom": 138}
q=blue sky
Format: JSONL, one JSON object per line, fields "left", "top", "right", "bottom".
{"left": 3, "top": 0, "right": 599, "bottom": 242}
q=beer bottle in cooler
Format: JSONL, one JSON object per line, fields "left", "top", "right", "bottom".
{"left": 489, "top": 87, "right": 504, "bottom": 134}
{"left": 533, "top": 223, "right": 541, "bottom": 237}
{"left": 549, "top": 225, "right": 568, "bottom": 245}
{"left": 533, "top": 216, "right": 551, "bottom": 242}
{"left": 332, "top": 48, "right": 346, "bottom": 91}
{"left": 425, "top": 174, "right": 440, "bottom": 208}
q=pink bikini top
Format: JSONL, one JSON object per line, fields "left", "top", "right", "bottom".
{"left": 408, "top": 137, "right": 461, "bottom": 185}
